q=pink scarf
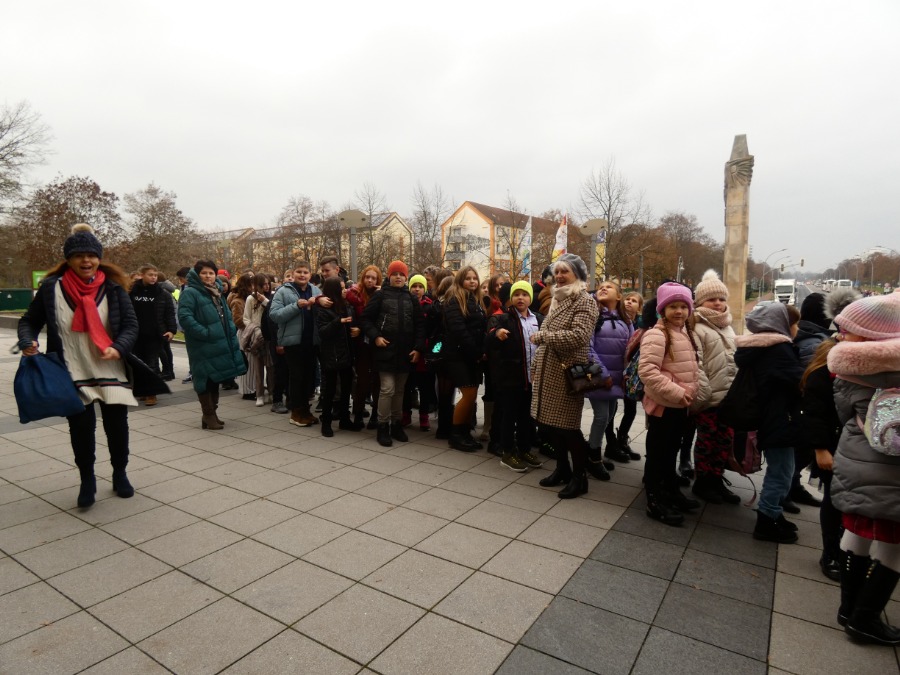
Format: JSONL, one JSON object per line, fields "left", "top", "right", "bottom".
{"left": 61, "top": 268, "right": 113, "bottom": 353}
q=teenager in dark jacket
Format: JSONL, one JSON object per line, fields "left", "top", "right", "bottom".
{"left": 347, "top": 265, "right": 382, "bottom": 428}
{"left": 129, "top": 264, "right": 176, "bottom": 406}
{"left": 361, "top": 261, "right": 425, "bottom": 446}
{"left": 442, "top": 266, "right": 487, "bottom": 452}
{"left": 402, "top": 275, "right": 436, "bottom": 430}
{"left": 486, "top": 281, "right": 545, "bottom": 472}
{"left": 733, "top": 302, "right": 804, "bottom": 543}
{"left": 315, "top": 277, "right": 363, "bottom": 437}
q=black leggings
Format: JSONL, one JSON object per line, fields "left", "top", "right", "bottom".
{"left": 321, "top": 367, "right": 352, "bottom": 421}
{"left": 67, "top": 401, "right": 129, "bottom": 474}
{"left": 608, "top": 397, "right": 638, "bottom": 440}
{"left": 644, "top": 407, "right": 688, "bottom": 492}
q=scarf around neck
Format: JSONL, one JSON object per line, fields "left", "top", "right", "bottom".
{"left": 548, "top": 280, "right": 585, "bottom": 317}
{"left": 61, "top": 268, "right": 113, "bottom": 352}
{"left": 694, "top": 306, "right": 732, "bottom": 330}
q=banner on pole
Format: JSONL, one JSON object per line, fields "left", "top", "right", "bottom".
{"left": 551, "top": 214, "right": 568, "bottom": 262}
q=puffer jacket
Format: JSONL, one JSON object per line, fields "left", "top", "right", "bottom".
{"left": 794, "top": 319, "right": 829, "bottom": 366}
{"left": 443, "top": 292, "right": 488, "bottom": 363}
{"left": 586, "top": 307, "right": 632, "bottom": 400}
{"left": 361, "top": 281, "right": 425, "bottom": 373}
{"left": 316, "top": 303, "right": 355, "bottom": 371}
{"left": 177, "top": 269, "right": 247, "bottom": 393}
{"left": 638, "top": 321, "right": 699, "bottom": 417}
{"left": 691, "top": 314, "right": 736, "bottom": 412}
{"left": 828, "top": 337, "right": 900, "bottom": 522}
{"left": 268, "top": 282, "right": 322, "bottom": 347}
{"left": 800, "top": 361, "right": 841, "bottom": 455}
{"left": 530, "top": 287, "right": 598, "bottom": 429}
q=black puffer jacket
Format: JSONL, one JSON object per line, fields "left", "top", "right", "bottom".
{"left": 129, "top": 280, "right": 177, "bottom": 337}
{"left": 443, "top": 292, "right": 487, "bottom": 362}
{"left": 316, "top": 303, "right": 354, "bottom": 371}
{"left": 800, "top": 363, "right": 841, "bottom": 455}
{"left": 361, "top": 281, "right": 425, "bottom": 373}
{"left": 794, "top": 319, "right": 828, "bottom": 367}
{"left": 485, "top": 307, "right": 543, "bottom": 390}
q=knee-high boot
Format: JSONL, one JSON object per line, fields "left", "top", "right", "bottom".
{"left": 559, "top": 434, "right": 588, "bottom": 499}
{"left": 540, "top": 445, "right": 572, "bottom": 487}
{"left": 838, "top": 549, "right": 871, "bottom": 626}
{"left": 845, "top": 560, "right": 900, "bottom": 645}
{"left": 210, "top": 387, "right": 224, "bottom": 425}
{"left": 198, "top": 392, "right": 223, "bottom": 430}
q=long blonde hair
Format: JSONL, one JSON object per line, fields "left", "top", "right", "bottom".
{"left": 801, "top": 338, "right": 837, "bottom": 392}
{"left": 448, "top": 266, "right": 483, "bottom": 317}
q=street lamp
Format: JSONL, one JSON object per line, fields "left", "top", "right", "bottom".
{"left": 759, "top": 248, "right": 788, "bottom": 301}
{"left": 635, "top": 244, "right": 652, "bottom": 297}
{"left": 337, "top": 209, "right": 368, "bottom": 283}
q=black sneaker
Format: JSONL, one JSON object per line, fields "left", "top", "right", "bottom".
{"left": 790, "top": 486, "right": 822, "bottom": 508}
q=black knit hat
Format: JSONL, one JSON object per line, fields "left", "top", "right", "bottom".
{"left": 498, "top": 282, "right": 512, "bottom": 306}
{"left": 63, "top": 223, "right": 103, "bottom": 259}
{"left": 799, "top": 293, "right": 830, "bottom": 331}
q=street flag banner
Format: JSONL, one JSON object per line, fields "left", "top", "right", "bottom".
{"left": 551, "top": 213, "right": 567, "bottom": 262}
{"left": 520, "top": 215, "right": 533, "bottom": 279}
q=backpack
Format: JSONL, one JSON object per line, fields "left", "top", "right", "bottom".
{"left": 718, "top": 365, "right": 761, "bottom": 432}
{"left": 727, "top": 430, "right": 762, "bottom": 506}
{"left": 860, "top": 388, "right": 900, "bottom": 456}
{"left": 623, "top": 348, "right": 643, "bottom": 401}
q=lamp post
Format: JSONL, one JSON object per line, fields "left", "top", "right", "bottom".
{"left": 635, "top": 244, "right": 652, "bottom": 298}
{"left": 337, "top": 209, "right": 368, "bottom": 283}
{"left": 853, "top": 261, "right": 862, "bottom": 288}
{"left": 759, "top": 248, "right": 788, "bottom": 301}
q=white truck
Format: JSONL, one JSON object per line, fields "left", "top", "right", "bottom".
{"left": 774, "top": 278, "right": 797, "bottom": 305}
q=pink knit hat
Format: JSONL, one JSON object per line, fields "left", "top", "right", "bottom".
{"left": 834, "top": 292, "right": 900, "bottom": 340}
{"left": 656, "top": 282, "right": 694, "bottom": 315}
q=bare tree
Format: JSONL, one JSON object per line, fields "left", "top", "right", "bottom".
{"left": 121, "top": 182, "right": 199, "bottom": 272}
{"left": 408, "top": 181, "right": 451, "bottom": 269}
{"left": 353, "top": 182, "right": 391, "bottom": 270}
{"left": 0, "top": 101, "right": 52, "bottom": 207}
{"left": 491, "top": 192, "right": 530, "bottom": 278}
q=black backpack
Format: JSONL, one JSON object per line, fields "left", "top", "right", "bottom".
{"left": 718, "top": 365, "right": 762, "bottom": 432}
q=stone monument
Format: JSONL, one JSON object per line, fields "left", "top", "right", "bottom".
{"left": 723, "top": 135, "right": 754, "bottom": 333}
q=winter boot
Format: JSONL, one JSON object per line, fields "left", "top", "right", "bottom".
{"left": 558, "top": 470, "right": 588, "bottom": 499}
{"left": 210, "top": 388, "right": 224, "bottom": 426}
{"left": 377, "top": 423, "right": 393, "bottom": 447}
{"left": 603, "top": 437, "right": 631, "bottom": 463}
{"left": 586, "top": 444, "right": 612, "bottom": 480}
{"left": 539, "top": 450, "right": 572, "bottom": 487}
{"left": 77, "top": 469, "right": 96, "bottom": 508}
{"left": 838, "top": 550, "right": 873, "bottom": 626}
{"left": 646, "top": 489, "right": 684, "bottom": 526}
{"left": 667, "top": 483, "right": 701, "bottom": 512}
{"left": 714, "top": 474, "right": 742, "bottom": 504}
{"left": 391, "top": 422, "right": 409, "bottom": 443}
{"left": 339, "top": 415, "right": 364, "bottom": 431}
{"left": 198, "top": 392, "right": 224, "bottom": 430}
{"left": 449, "top": 424, "right": 478, "bottom": 452}
{"left": 790, "top": 484, "right": 822, "bottom": 507}
{"left": 845, "top": 561, "right": 900, "bottom": 645}
{"left": 419, "top": 412, "right": 430, "bottom": 431}
{"left": 112, "top": 469, "right": 134, "bottom": 498}
{"left": 753, "top": 511, "right": 798, "bottom": 544}
{"left": 618, "top": 429, "right": 640, "bottom": 460}
{"left": 366, "top": 411, "right": 380, "bottom": 430}
{"left": 321, "top": 414, "right": 334, "bottom": 437}
{"left": 353, "top": 412, "right": 366, "bottom": 428}
{"left": 691, "top": 473, "right": 723, "bottom": 504}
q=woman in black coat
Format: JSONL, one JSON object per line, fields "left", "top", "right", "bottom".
{"left": 442, "top": 266, "right": 487, "bottom": 452}
{"left": 315, "top": 277, "right": 363, "bottom": 437}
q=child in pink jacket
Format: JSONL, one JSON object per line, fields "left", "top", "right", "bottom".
{"left": 638, "top": 282, "right": 700, "bottom": 526}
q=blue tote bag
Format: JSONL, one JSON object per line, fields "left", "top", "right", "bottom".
{"left": 14, "top": 353, "right": 85, "bottom": 424}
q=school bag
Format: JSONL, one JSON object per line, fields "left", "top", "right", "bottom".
{"left": 718, "top": 365, "right": 761, "bottom": 432}
{"left": 727, "top": 430, "right": 762, "bottom": 506}
{"left": 860, "top": 388, "right": 900, "bottom": 456}
{"left": 623, "top": 348, "right": 643, "bottom": 401}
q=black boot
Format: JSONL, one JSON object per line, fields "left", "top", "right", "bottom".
{"left": 713, "top": 474, "right": 742, "bottom": 505}
{"left": 321, "top": 414, "right": 334, "bottom": 437}
{"left": 540, "top": 450, "right": 572, "bottom": 487}
{"left": 838, "top": 549, "right": 871, "bottom": 626}
{"left": 560, "top": 438, "right": 588, "bottom": 499}
{"left": 558, "top": 471, "right": 588, "bottom": 499}
{"left": 449, "top": 424, "right": 478, "bottom": 452}
{"left": 753, "top": 511, "right": 798, "bottom": 544}
{"left": 77, "top": 470, "right": 96, "bottom": 508}
{"left": 646, "top": 489, "right": 684, "bottom": 526}
{"left": 376, "top": 423, "right": 393, "bottom": 447}
{"left": 603, "top": 438, "right": 631, "bottom": 463}
{"left": 391, "top": 422, "right": 409, "bottom": 443}
{"left": 341, "top": 415, "right": 364, "bottom": 431}
{"left": 367, "top": 412, "right": 380, "bottom": 430}
{"left": 351, "top": 413, "right": 366, "bottom": 430}
{"left": 668, "top": 486, "right": 701, "bottom": 512}
{"left": 618, "top": 430, "right": 640, "bottom": 460}
{"left": 790, "top": 485, "right": 822, "bottom": 507}
{"left": 845, "top": 561, "right": 900, "bottom": 645}
{"left": 691, "top": 473, "right": 723, "bottom": 504}
{"left": 112, "top": 469, "right": 134, "bottom": 498}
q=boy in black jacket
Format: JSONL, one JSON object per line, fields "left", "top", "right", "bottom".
{"left": 486, "top": 281, "right": 544, "bottom": 472}
{"left": 129, "top": 264, "right": 176, "bottom": 406}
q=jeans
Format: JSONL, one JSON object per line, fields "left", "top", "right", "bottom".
{"left": 589, "top": 398, "right": 616, "bottom": 449}
{"left": 759, "top": 446, "right": 795, "bottom": 519}
{"left": 378, "top": 371, "right": 409, "bottom": 424}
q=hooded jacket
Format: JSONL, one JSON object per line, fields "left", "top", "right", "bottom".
{"left": 828, "top": 337, "right": 900, "bottom": 522}
{"left": 733, "top": 303, "right": 804, "bottom": 449}
{"left": 268, "top": 281, "right": 322, "bottom": 347}
{"left": 177, "top": 269, "right": 247, "bottom": 393}
{"left": 794, "top": 319, "right": 829, "bottom": 366}
{"left": 691, "top": 312, "right": 736, "bottom": 411}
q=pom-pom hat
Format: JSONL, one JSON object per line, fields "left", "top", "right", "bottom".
{"left": 694, "top": 269, "right": 728, "bottom": 306}
{"left": 656, "top": 282, "right": 694, "bottom": 315}
{"left": 834, "top": 292, "right": 900, "bottom": 341}
{"left": 63, "top": 223, "right": 103, "bottom": 259}
{"left": 387, "top": 261, "right": 409, "bottom": 278}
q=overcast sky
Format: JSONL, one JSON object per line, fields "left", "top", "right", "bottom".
{"left": 4, "top": 1, "right": 898, "bottom": 272}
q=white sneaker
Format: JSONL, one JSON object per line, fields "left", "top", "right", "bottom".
{"left": 256, "top": 397, "right": 265, "bottom": 407}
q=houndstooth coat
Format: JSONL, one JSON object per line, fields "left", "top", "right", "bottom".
{"left": 530, "top": 289, "right": 599, "bottom": 429}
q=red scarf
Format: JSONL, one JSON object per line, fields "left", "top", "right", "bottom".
{"left": 61, "top": 268, "right": 113, "bottom": 353}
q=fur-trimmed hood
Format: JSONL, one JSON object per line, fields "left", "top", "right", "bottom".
{"left": 827, "top": 337, "right": 900, "bottom": 376}
{"left": 734, "top": 332, "right": 793, "bottom": 348}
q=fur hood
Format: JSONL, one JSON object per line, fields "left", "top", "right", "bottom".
{"left": 825, "top": 287, "right": 863, "bottom": 320}
{"left": 827, "top": 337, "right": 900, "bottom": 376}
{"left": 734, "top": 332, "right": 792, "bottom": 348}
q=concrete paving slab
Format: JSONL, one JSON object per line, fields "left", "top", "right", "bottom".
{"left": 137, "top": 520, "right": 243, "bottom": 567}
{"left": 483, "top": 540, "right": 583, "bottom": 595}
{"left": 457, "top": 500, "right": 541, "bottom": 538}
{"left": 100, "top": 504, "right": 199, "bottom": 545}
{"left": 207, "top": 497, "right": 298, "bottom": 536}
{"left": 674, "top": 548, "right": 775, "bottom": 608}
{"left": 79, "top": 647, "right": 171, "bottom": 674}
{"left": 589, "top": 530, "right": 684, "bottom": 580}
{"left": 496, "top": 645, "right": 593, "bottom": 675}
{"left": 0, "top": 555, "right": 39, "bottom": 594}
{"left": 358, "top": 506, "right": 449, "bottom": 547}
{"left": 362, "top": 548, "right": 472, "bottom": 609}
{"left": 170, "top": 484, "right": 257, "bottom": 518}
{"left": 631, "top": 626, "right": 766, "bottom": 675}
{"left": 252, "top": 512, "right": 349, "bottom": 557}
{"left": 772, "top": 572, "right": 842, "bottom": 628}
{"left": 355, "top": 475, "right": 431, "bottom": 505}
{"left": 181, "top": 539, "right": 293, "bottom": 594}
{"left": 0, "top": 510, "right": 91, "bottom": 554}
{"left": 302, "top": 530, "right": 405, "bottom": 580}
{"left": 222, "top": 629, "right": 359, "bottom": 674}
{"left": 309, "top": 492, "right": 394, "bottom": 528}
{"left": 0, "top": 581, "right": 81, "bottom": 644}
{"left": 404, "top": 487, "right": 481, "bottom": 520}
{"left": 561, "top": 558, "right": 669, "bottom": 623}
{"left": 517, "top": 514, "right": 608, "bottom": 558}
{"left": 415, "top": 522, "right": 511, "bottom": 569}
{"left": 612, "top": 507, "right": 698, "bottom": 546}
{"left": 690, "top": 522, "right": 778, "bottom": 569}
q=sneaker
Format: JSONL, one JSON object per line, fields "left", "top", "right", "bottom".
{"left": 521, "top": 452, "right": 544, "bottom": 468}
{"left": 255, "top": 396, "right": 266, "bottom": 407}
{"left": 182, "top": 373, "right": 193, "bottom": 384}
{"left": 539, "top": 441, "right": 556, "bottom": 459}
{"left": 790, "top": 486, "right": 822, "bottom": 507}
{"left": 271, "top": 402, "right": 289, "bottom": 414}
{"left": 161, "top": 373, "right": 175, "bottom": 382}
{"left": 500, "top": 453, "right": 528, "bottom": 473}
{"left": 289, "top": 411, "right": 316, "bottom": 427}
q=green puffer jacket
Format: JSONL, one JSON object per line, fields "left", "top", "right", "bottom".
{"left": 178, "top": 269, "right": 247, "bottom": 393}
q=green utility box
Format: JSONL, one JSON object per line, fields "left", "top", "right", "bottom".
{"left": 0, "top": 289, "right": 34, "bottom": 311}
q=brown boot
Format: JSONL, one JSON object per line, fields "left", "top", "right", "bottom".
{"left": 144, "top": 395, "right": 157, "bottom": 406}
{"left": 210, "top": 387, "right": 224, "bottom": 426}
{"left": 290, "top": 409, "right": 316, "bottom": 427}
{"left": 198, "top": 392, "right": 223, "bottom": 430}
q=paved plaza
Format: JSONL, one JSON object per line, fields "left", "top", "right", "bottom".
{"left": 0, "top": 326, "right": 898, "bottom": 674}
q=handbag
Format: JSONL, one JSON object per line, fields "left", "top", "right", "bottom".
{"left": 14, "top": 352, "right": 85, "bottom": 424}
{"left": 562, "top": 361, "right": 608, "bottom": 396}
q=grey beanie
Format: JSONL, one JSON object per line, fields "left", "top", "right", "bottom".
{"left": 553, "top": 253, "right": 588, "bottom": 282}
{"left": 63, "top": 223, "right": 103, "bottom": 259}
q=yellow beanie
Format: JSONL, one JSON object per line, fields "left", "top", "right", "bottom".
{"left": 409, "top": 274, "right": 427, "bottom": 292}
{"left": 510, "top": 280, "right": 533, "bottom": 302}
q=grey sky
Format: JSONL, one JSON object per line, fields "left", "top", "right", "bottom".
{"left": 4, "top": 1, "right": 898, "bottom": 271}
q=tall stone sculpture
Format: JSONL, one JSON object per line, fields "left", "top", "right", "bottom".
{"left": 723, "top": 135, "right": 754, "bottom": 334}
